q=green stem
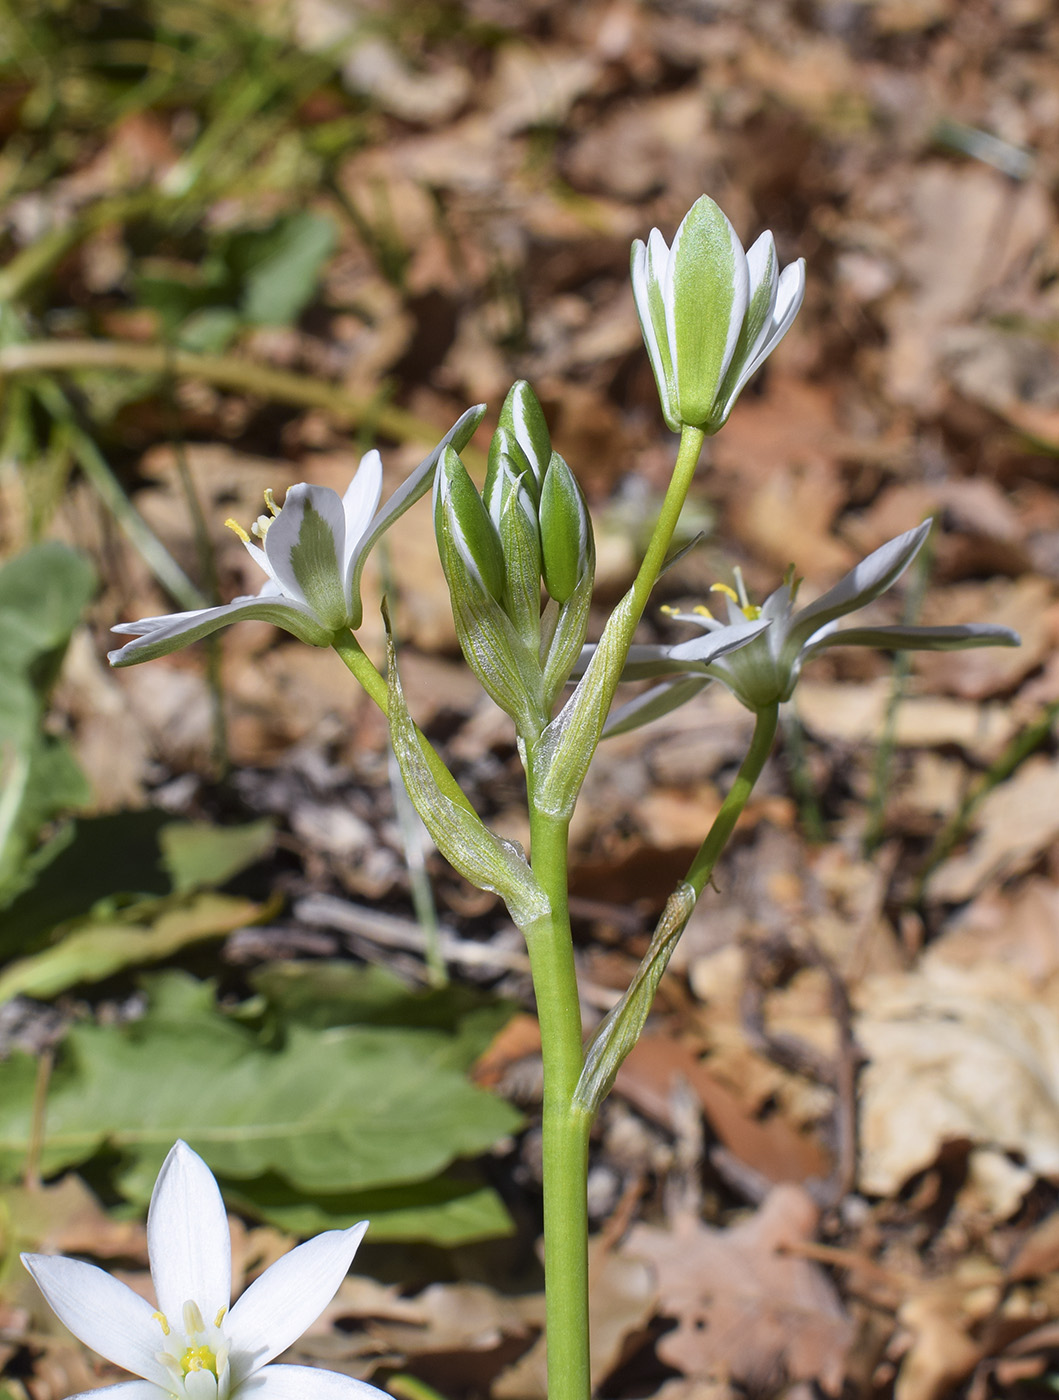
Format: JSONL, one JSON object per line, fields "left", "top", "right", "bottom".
{"left": 526, "top": 807, "right": 591, "bottom": 1400}
{"left": 330, "top": 632, "right": 477, "bottom": 817}
{"left": 615, "top": 425, "right": 705, "bottom": 676}
{"left": 684, "top": 702, "right": 779, "bottom": 897}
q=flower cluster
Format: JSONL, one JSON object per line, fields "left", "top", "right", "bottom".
{"left": 433, "top": 381, "right": 595, "bottom": 741}
{"left": 22, "top": 1141, "right": 384, "bottom": 1400}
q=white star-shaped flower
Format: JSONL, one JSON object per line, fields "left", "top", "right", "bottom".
{"left": 22, "top": 1141, "right": 385, "bottom": 1400}
{"left": 109, "top": 405, "right": 484, "bottom": 667}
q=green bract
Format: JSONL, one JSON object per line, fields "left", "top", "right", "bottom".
{"left": 590, "top": 521, "right": 1021, "bottom": 729}
{"left": 433, "top": 383, "right": 595, "bottom": 741}
{"left": 108, "top": 405, "right": 486, "bottom": 666}
{"left": 631, "top": 194, "right": 806, "bottom": 434}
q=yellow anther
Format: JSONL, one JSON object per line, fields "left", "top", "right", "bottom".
{"left": 691, "top": 604, "right": 714, "bottom": 619}
{"left": 225, "top": 518, "right": 251, "bottom": 544}
{"left": 659, "top": 604, "right": 681, "bottom": 617}
{"left": 152, "top": 1311, "right": 171, "bottom": 1337}
{"left": 263, "top": 488, "right": 280, "bottom": 517}
{"left": 214, "top": 1307, "right": 227, "bottom": 1328}
{"left": 710, "top": 583, "right": 740, "bottom": 606}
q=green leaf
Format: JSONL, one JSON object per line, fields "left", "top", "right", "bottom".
{"left": 236, "top": 212, "right": 337, "bottom": 326}
{"left": 0, "top": 893, "right": 262, "bottom": 1005}
{"left": 160, "top": 818, "right": 274, "bottom": 895}
{"left": 220, "top": 1172, "right": 513, "bottom": 1245}
{"left": 251, "top": 960, "right": 515, "bottom": 1068}
{"left": 386, "top": 629, "right": 550, "bottom": 933}
{"left": 574, "top": 882, "right": 697, "bottom": 1116}
{"left": 0, "top": 971, "right": 522, "bottom": 1197}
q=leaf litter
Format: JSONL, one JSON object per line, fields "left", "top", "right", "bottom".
{"left": 4, "top": 0, "right": 1059, "bottom": 1398}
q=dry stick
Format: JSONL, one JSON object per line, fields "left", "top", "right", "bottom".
{"left": 0, "top": 340, "right": 489, "bottom": 473}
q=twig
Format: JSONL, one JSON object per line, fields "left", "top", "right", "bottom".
{"left": 294, "top": 893, "right": 531, "bottom": 975}
{"left": 0, "top": 340, "right": 488, "bottom": 472}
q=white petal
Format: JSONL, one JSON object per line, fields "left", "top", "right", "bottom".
{"left": 21, "top": 1254, "right": 172, "bottom": 1387}
{"left": 803, "top": 622, "right": 1020, "bottom": 658}
{"left": 108, "top": 595, "right": 332, "bottom": 666}
{"left": 787, "top": 521, "right": 931, "bottom": 651}
{"left": 237, "top": 1363, "right": 389, "bottom": 1400}
{"left": 226, "top": 1223, "right": 368, "bottom": 1383}
{"left": 148, "top": 1142, "right": 231, "bottom": 1329}
{"left": 262, "top": 484, "right": 350, "bottom": 631}
{"left": 111, "top": 606, "right": 216, "bottom": 637}
{"left": 53, "top": 1382, "right": 169, "bottom": 1400}
{"left": 631, "top": 231, "right": 679, "bottom": 431}
{"left": 717, "top": 256, "right": 806, "bottom": 422}
{"left": 340, "top": 451, "right": 383, "bottom": 566}
{"left": 345, "top": 403, "right": 486, "bottom": 629}
{"left": 666, "top": 617, "right": 770, "bottom": 665}
{"left": 667, "top": 196, "right": 749, "bottom": 426}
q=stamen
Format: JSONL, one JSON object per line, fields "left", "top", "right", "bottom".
{"left": 263, "top": 488, "right": 280, "bottom": 517}
{"left": 732, "top": 566, "right": 751, "bottom": 611}
{"left": 183, "top": 1300, "right": 206, "bottom": 1336}
{"left": 214, "top": 1307, "right": 227, "bottom": 1328}
{"left": 692, "top": 604, "right": 714, "bottom": 620}
{"left": 152, "top": 1311, "right": 171, "bottom": 1337}
{"left": 710, "top": 583, "right": 740, "bottom": 606}
{"left": 659, "top": 604, "right": 681, "bottom": 617}
{"left": 225, "top": 519, "right": 251, "bottom": 544}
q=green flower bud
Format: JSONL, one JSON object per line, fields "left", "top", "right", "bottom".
{"left": 539, "top": 452, "right": 591, "bottom": 605}
{"left": 434, "top": 445, "right": 505, "bottom": 602}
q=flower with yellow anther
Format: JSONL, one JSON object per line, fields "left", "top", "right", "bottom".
{"left": 108, "top": 405, "right": 485, "bottom": 667}
{"left": 580, "top": 521, "right": 1020, "bottom": 734}
{"left": 22, "top": 1141, "right": 387, "bottom": 1400}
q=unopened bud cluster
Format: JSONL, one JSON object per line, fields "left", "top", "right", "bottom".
{"left": 434, "top": 382, "right": 594, "bottom": 742}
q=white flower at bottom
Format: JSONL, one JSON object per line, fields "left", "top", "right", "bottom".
{"left": 22, "top": 1141, "right": 386, "bottom": 1400}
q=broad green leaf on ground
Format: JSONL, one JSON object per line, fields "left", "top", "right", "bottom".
{"left": 0, "top": 543, "right": 96, "bottom": 901}
{"left": 159, "top": 818, "right": 274, "bottom": 894}
{"left": 0, "top": 892, "right": 264, "bottom": 1004}
{"left": 231, "top": 212, "right": 337, "bottom": 325}
{"left": 223, "top": 1173, "right": 513, "bottom": 1245}
{"left": 0, "top": 813, "right": 274, "bottom": 962}
{"left": 251, "top": 960, "right": 516, "bottom": 1068}
{"left": 0, "top": 971, "right": 521, "bottom": 1225}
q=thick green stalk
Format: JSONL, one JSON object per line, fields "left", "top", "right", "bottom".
{"left": 685, "top": 702, "right": 779, "bottom": 897}
{"left": 526, "top": 806, "right": 591, "bottom": 1400}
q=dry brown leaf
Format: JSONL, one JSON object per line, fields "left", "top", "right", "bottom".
{"left": 616, "top": 1034, "right": 831, "bottom": 1186}
{"left": 492, "top": 1235, "right": 656, "bottom": 1400}
{"left": 796, "top": 678, "right": 1018, "bottom": 756}
{"left": 857, "top": 960, "right": 1059, "bottom": 1212}
{"left": 882, "top": 164, "right": 1052, "bottom": 409}
{"left": 625, "top": 1187, "right": 853, "bottom": 1395}
{"left": 926, "top": 753, "right": 1059, "bottom": 904}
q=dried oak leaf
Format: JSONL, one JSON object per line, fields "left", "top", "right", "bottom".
{"left": 624, "top": 1186, "right": 853, "bottom": 1396}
